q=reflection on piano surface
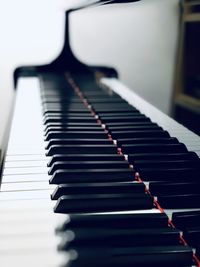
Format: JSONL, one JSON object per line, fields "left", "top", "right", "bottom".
{"left": 0, "top": 1, "right": 200, "bottom": 267}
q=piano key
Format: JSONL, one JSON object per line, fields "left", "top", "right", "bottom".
{"left": 157, "top": 194, "right": 200, "bottom": 209}
{"left": 46, "top": 144, "right": 118, "bottom": 156}
{"left": 59, "top": 228, "right": 181, "bottom": 248}
{"left": 47, "top": 154, "right": 125, "bottom": 167}
{"left": 121, "top": 143, "right": 187, "bottom": 154}
{"left": 100, "top": 116, "right": 150, "bottom": 123}
{"left": 5, "top": 154, "right": 47, "bottom": 161}
{"left": 44, "top": 117, "right": 97, "bottom": 124}
{"left": 149, "top": 181, "right": 200, "bottom": 195}
{"left": 98, "top": 112, "right": 141, "bottom": 117}
{"left": 183, "top": 227, "right": 200, "bottom": 247}
{"left": 43, "top": 113, "right": 93, "bottom": 118}
{"left": 133, "top": 159, "right": 200, "bottom": 169}
{"left": 128, "top": 152, "right": 199, "bottom": 162}
{"left": 49, "top": 160, "right": 129, "bottom": 175}
{"left": 45, "top": 131, "right": 108, "bottom": 141}
{"left": 108, "top": 125, "right": 162, "bottom": 131}
{"left": 44, "top": 126, "right": 103, "bottom": 135}
{"left": 66, "top": 245, "right": 193, "bottom": 267}
{"left": 1, "top": 173, "right": 49, "bottom": 183}
{"left": 3, "top": 166, "right": 47, "bottom": 175}
{"left": 51, "top": 182, "right": 144, "bottom": 200}
{"left": 43, "top": 109, "right": 90, "bottom": 115}
{"left": 0, "top": 181, "right": 56, "bottom": 192}
{"left": 54, "top": 193, "right": 154, "bottom": 213}
{"left": 196, "top": 246, "right": 200, "bottom": 258}
{"left": 111, "top": 130, "right": 170, "bottom": 138}
{"left": 172, "top": 211, "right": 200, "bottom": 230}
{"left": 117, "top": 137, "right": 179, "bottom": 145}
{"left": 138, "top": 167, "right": 200, "bottom": 181}
{"left": 59, "top": 213, "right": 168, "bottom": 230}
{"left": 45, "top": 139, "right": 113, "bottom": 149}
{"left": 4, "top": 160, "right": 47, "bottom": 168}
{"left": 49, "top": 168, "right": 134, "bottom": 184}
{"left": 93, "top": 107, "right": 138, "bottom": 112}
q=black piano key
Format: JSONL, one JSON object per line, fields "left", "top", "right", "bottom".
{"left": 43, "top": 109, "right": 90, "bottom": 115}
{"left": 66, "top": 245, "right": 193, "bottom": 267}
{"left": 139, "top": 167, "right": 200, "bottom": 181}
{"left": 54, "top": 193, "right": 154, "bottom": 213}
{"left": 101, "top": 116, "right": 150, "bottom": 123}
{"left": 98, "top": 112, "right": 140, "bottom": 117}
{"left": 108, "top": 125, "right": 162, "bottom": 131}
{"left": 46, "top": 144, "right": 117, "bottom": 156}
{"left": 42, "top": 99, "right": 83, "bottom": 104}
{"left": 172, "top": 211, "right": 200, "bottom": 230}
{"left": 111, "top": 130, "right": 170, "bottom": 139}
{"left": 105, "top": 121, "right": 155, "bottom": 127}
{"left": 44, "top": 117, "right": 97, "bottom": 124}
{"left": 43, "top": 113, "right": 92, "bottom": 118}
{"left": 43, "top": 111, "right": 91, "bottom": 116}
{"left": 44, "top": 123, "right": 100, "bottom": 131}
{"left": 128, "top": 152, "right": 199, "bottom": 162}
{"left": 101, "top": 113, "right": 145, "bottom": 118}
{"left": 117, "top": 137, "right": 178, "bottom": 145}
{"left": 91, "top": 103, "right": 133, "bottom": 108}
{"left": 45, "top": 139, "right": 113, "bottom": 149}
{"left": 96, "top": 107, "right": 140, "bottom": 113}
{"left": 88, "top": 100, "right": 128, "bottom": 104}
{"left": 49, "top": 168, "right": 134, "bottom": 184}
{"left": 48, "top": 154, "right": 125, "bottom": 167}
{"left": 60, "top": 228, "right": 181, "bottom": 248}
{"left": 44, "top": 126, "right": 103, "bottom": 135}
{"left": 59, "top": 213, "right": 169, "bottom": 230}
{"left": 149, "top": 181, "right": 200, "bottom": 195}
{"left": 121, "top": 143, "right": 187, "bottom": 154}
{"left": 49, "top": 160, "right": 129, "bottom": 175}
{"left": 43, "top": 103, "right": 87, "bottom": 108}
{"left": 51, "top": 182, "right": 144, "bottom": 200}
{"left": 45, "top": 131, "right": 108, "bottom": 141}
{"left": 157, "top": 193, "right": 200, "bottom": 208}
{"left": 196, "top": 246, "right": 200, "bottom": 258}
{"left": 97, "top": 110, "right": 141, "bottom": 115}
{"left": 183, "top": 227, "right": 200, "bottom": 247}
{"left": 43, "top": 108, "right": 89, "bottom": 114}
{"left": 134, "top": 159, "right": 200, "bottom": 169}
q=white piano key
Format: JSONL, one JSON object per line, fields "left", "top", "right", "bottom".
{"left": 4, "top": 160, "right": 48, "bottom": 168}
{"left": 6, "top": 154, "right": 47, "bottom": 161}
{"left": 0, "top": 190, "right": 51, "bottom": 200}
{"left": 0, "top": 181, "right": 56, "bottom": 191}
{"left": 1, "top": 173, "right": 49, "bottom": 183}
{"left": 3, "top": 166, "right": 47, "bottom": 175}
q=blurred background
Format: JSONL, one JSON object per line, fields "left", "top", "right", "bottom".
{"left": 0, "top": 0, "right": 184, "bottom": 148}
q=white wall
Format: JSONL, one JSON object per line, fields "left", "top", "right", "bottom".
{"left": 0, "top": 0, "right": 179, "bottom": 147}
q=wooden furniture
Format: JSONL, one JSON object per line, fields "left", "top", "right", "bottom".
{"left": 173, "top": 0, "right": 200, "bottom": 135}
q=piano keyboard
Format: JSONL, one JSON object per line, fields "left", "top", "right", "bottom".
{"left": 0, "top": 75, "right": 200, "bottom": 267}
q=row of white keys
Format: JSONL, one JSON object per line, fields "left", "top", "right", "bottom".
{"left": 0, "top": 78, "right": 67, "bottom": 267}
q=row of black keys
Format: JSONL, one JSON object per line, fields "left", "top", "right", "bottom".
{"left": 42, "top": 78, "right": 200, "bottom": 210}
{"left": 41, "top": 74, "right": 200, "bottom": 266}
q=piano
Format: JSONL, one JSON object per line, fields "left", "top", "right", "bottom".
{"left": 0, "top": 1, "right": 200, "bottom": 266}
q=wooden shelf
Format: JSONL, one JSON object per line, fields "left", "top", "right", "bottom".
{"left": 175, "top": 94, "right": 200, "bottom": 114}
{"left": 184, "top": 13, "right": 200, "bottom": 21}
{"left": 172, "top": 0, "right": 200, "bottom": 135}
